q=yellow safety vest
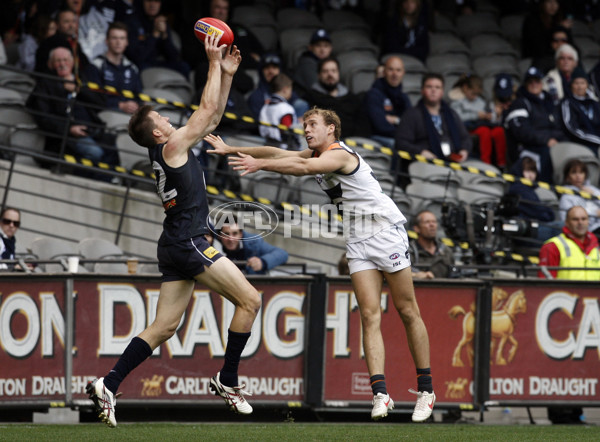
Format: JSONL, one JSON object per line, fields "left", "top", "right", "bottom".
{"left": 546, "top": 234, "right": 600, "bottom": 280}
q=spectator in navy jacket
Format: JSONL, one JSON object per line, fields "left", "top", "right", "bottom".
{"left": 84, "top": 21, "right": 142, "bottom": 114}
{"left": 395, "top": 73, "right": 472, "bottom": 161}
{"left": 504, "top": 66, "right": 568, "bottom": 183}
{"left": 125, "top": 0, "right": 189, "bottom": 76}
{"left": 293, "top": 28, "right": 333, "bottom": 93}
{"left": 381, "top": 0, "right": 429, "bottom": 62}
{"left": 217, "top": 215, "right": 288, "bottom": 275}
{"left": 560, "top": 68, "right": 600, "bottom": 157}
{"left": 365, "top": 55, "right": 411, "bottom": 148}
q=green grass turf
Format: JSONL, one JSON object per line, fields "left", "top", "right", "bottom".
{"left": 0, "top": 423, "right": 599, "bottom": 441}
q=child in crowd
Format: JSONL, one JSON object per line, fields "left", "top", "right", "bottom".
{"left": 450, "top": 74, "right": 507, "bottom": 168}
{"left": 507, "top": 156, "right": 560, "bottom": 241}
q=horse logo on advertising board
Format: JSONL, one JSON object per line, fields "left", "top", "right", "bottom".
{"left": 141, "top": 375, "right": 164, "bottom": 396}
{"left": 448, "top": 288, "right": 527, "bottom": 367}
{"left": 445, "top": 377, "right": 469, "bottom": 399}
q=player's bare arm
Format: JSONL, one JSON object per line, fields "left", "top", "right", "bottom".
{"left": 217, "top": 44, "right": 241, "bottom": 116}
{"left": 164, "top": 35, "right": 225, "bottom": 165}
{"left": 204, "top": 134, "right": 310, "bottom": 159}
{"left": 229, "top": 148, "right": 357, "bottom": 177}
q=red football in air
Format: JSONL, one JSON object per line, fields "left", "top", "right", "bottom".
{"left": 194, "top": 17, "right": 234, "bottom": 46}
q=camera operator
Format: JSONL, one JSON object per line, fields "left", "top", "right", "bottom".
{"left": 409, "top": 210, "right": 456, "bottom": 278}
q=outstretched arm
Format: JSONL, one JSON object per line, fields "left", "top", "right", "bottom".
{"left": 229, "top": 149, "right": 354, "bottom": 177}
{"left": 204, "top": 133, "right": 309, "bottom": 159}
{"left": 167, "top": 35, "right": 224, "bottom": 154}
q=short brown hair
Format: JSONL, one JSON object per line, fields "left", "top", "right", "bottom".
{"left": 270, "top": 73, "right": 292, "bottom": 94}
{"left": 303, "top": 107, "right": 342, "bottom": 140}
{"left": 563, "top": 159, "right": 588, "bottom": 183}
{"left": 128, "top": 105, "right": 156, "bottom": 148}
{"left": 107, "top": 21, "right": 128, "bottom": 37}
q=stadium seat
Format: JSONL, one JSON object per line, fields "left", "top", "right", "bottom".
{"left": 78, "top": 237, "right": 128, "bottom": 272}
{"left": 0, "top": 108, "right": 44, "bottom": 166}
{"left": 98, "top": 110, "right": 130, "bottom": 132}
{"left": 472, "top": 55, "right": 519, "bottom": 80}
{"left": 248, "top": 24, "right": 278, "bottom": 52}
{"left": 571, "top": 19, "right": 594, "bottom": 40}
{"left": 428, "top": 33, "right": 470, "bottom": 57}
{"left": 360, "top": 150, "right": 392, "bottom": 172}
{"left": 292, "top": 174, "right": 330, "bottom": 205}
{"left": 0, "top": 86, "right": 26, "bottom": 107}
{"left": 426, "top": 53, "right": 471, "bottom": 76}
{"left": 406, "top": 178, "right": 459, "bottom": 201}
{"left": 455, "top": 14, "right": 502, "bottom": 42}
{"left": 573, "top": 37, "right": 600, "bottom": 59}
{"left": 500, "top": 14, "right": 526, "bottom": 50}
{"left": 279, "top": 28, "right": 317, "bottom": 70}
{"left": 534, "top": 186, "right": 560, "bottom": 219}
{"left": 0, "top": 69, "right": 36, "bottom": 100}
{"left": 321, "top": 10, "right": 370, "bottom": 33}
{"left": 469, "top": 34, "right": 518, "bottom": 59}
{"left": 402, "top": 73, "right": 422, "bottom": 94}
{"left": 432, "top": 12, "right": 456, "bottom": 34}
{"left": 337, "top": 51, "right": 379, "bottom": 86}
{"left": 247, "top": 170, "right": 294, "bottom": 204}
{"left": 29, "top": 237, "right": 82, "bottom": 273}
{"left": 349, "top": 68, "right": 377, "bottom": 94}
{"left": 140, "top": 67, "right": 193, "bottom": 104}
{"left": 331, "top": 30, "right": 379, "bottom": 56}
{"left": 93, "top": 256, "right": 129, "bottom": 274}
{"left": 407, "top": 91, "right": 421, "bottom": 105}
{"left": 582, "top": 57, "right": 599, "bottom": 72}
{"left": 231, "top": 5, "right": 277, "bottom": 27}
{"left": 141, "top": 88, "right": 189, "bottom": 112}
{"left": 592, "top": 19, "right": 600, "bottom": 42}
{"left": 116, "top": 132, "right": 149, "bottom": 170}
{"left": 276, "top": 8, "right": 322, "bottom": 30}
{"left": 409, "top": 161, "right": 462, "bottom": 187}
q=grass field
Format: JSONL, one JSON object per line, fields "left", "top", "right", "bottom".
{"left": 0, "top": 423, "right": 599, "bottom": 441}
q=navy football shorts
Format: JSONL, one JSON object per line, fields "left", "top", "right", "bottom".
{"left": 157, "top": 236, "right": 223, "bottom": 282}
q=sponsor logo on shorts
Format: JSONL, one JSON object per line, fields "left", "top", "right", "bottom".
{"left": 389, "top": 253, "right": 400, "bottom": 260}
{"left": 203, "top": 246, "right": 219, "bottom": 259}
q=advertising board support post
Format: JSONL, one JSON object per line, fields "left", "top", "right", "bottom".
{"left": 304, "top": 274, "right": 328, "bottom": 408}
{"left": 64, "top": 278, "right": 74, "bottom": 408}
{"left": 473, "top": 283, "right": 492, "bottom": 421}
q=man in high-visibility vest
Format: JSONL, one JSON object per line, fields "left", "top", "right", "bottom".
{"left": 538, "top": 205, "right": 600, "bottom": 279}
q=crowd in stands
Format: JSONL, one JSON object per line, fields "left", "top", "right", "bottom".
{"left": 1, "top": 0, "right": 600, "bottom": 276}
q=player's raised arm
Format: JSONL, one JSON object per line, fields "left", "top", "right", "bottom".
{"left": 204, "top": 134, "right": 310, "bottom": 159}
{"left": 216, "top": 44, "right": 241, "bottom": 121}
{"left": 166, "top": 35, "right": 224, "bottom": 155}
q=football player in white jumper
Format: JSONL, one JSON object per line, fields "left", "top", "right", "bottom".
{"left": 205, "top": 107, "right": 435, "bottom": 422}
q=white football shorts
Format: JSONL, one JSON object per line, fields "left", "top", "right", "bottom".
{"left": 346, "top": 223, "right": 411, "bottom": 274}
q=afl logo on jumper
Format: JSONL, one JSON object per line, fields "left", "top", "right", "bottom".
{"left": 389, "top": 253, "right": 400, "bottom": 260}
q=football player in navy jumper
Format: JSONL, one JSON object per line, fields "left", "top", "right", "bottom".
{"left": 86, "top": 35, "right": 261, "bottom": 427}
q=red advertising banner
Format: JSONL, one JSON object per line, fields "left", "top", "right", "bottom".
{"left": 488, "top": 284, "right": 600, "bottom": 403}
{"left": 323, "top": 282, "right": 479, "bottom": 407}
{"left": 0, "top": 278, "right": 309, "bottom": 405}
